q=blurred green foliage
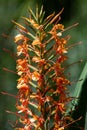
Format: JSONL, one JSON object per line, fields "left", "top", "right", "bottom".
{"left": 0, "top": 0, "right": 87, "bottom": 129}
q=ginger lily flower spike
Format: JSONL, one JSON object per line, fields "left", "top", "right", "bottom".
{"left": 9, "top": 6, "right": 81, "bottom": 130}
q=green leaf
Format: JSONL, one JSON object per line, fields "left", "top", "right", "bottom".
{"left": 72, "top": 62, "right": 87, "bottom": 104}
{"left": 39, "top": 5, "right": 45, "bottom": 23}
{"left": 29, "top": 81, "right": 38, "bottom": 88}
{"left": 28, "top": 8, "right": 37, "bottom": 22}
{"left": 12, "top": 20, "right": 36, "bottom": 39}
{"left": 22, "top": 16, "right": 37, "bottom": 33}
{"left": 67, "top": 62, "right": 87, "bottom": 114}
{"left": 28, "top": 64, "right": 38, "bottom": 71}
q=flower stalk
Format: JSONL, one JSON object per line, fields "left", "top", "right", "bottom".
{"left": 12, "top": 6, "right": 79, "bottom": 130}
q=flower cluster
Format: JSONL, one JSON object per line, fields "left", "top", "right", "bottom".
{"left": 13, "top": 6, "right": 76, "bottom": 130}
{"left": 15, "top": 34, "right": 32, "bottom": 129}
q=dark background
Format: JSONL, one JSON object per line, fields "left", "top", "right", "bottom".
{"left": 0, "top": 0, "right": 87, "bottom": 129}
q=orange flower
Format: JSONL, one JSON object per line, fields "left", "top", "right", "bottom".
{"left": 17, "top": 83, "right": 29, "bottom": 89}
{"left": 32, "top": 56, "right": 46, "bottom": 65}
{"left": 32, "top": 56, "right": 41, "bottom": 63}
{"left": 14, "top": 34, "right": 24, "bottom": 43}
{"left": 18, "top": 75, "right": 29, "bottom": 84}
{"left": 57, "top": 103, "right": 65, "bottom": 113}
{"left": 17, "top": 43, "right": 29, "bottom": 56}
{"left": 31, "top": 71, "right": 41, "bottom": 81}
{"left": 57, "top": 55, "right": 67, "bottom": 63}
{"left": 15, "top": 128, "right": 24, "bottom": 130}
{"left": 16, "top": 59, "right": 29, "bottom": 74}
{"left": 58, "top": 127, "right": 64, "bottom": 130}
{"left": 32, "top": 38, "right": 41, "bottom": 46}
{"left": 54, "top": 63, "right": 64, "bottom": 76}
{"left": 14, "top": 34, "right": 29, "bottom": 44}
{"left": 29, "top": 18, "right": 39, "bottom": 29}
{"left": 56, "top": 77, "right": 70, "bottom": 86}
{"left": 49, "top": 24, "right": 64, "bottom": 35}
{"left": 56, "top": 45, "right": 67, "bottom": 54}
